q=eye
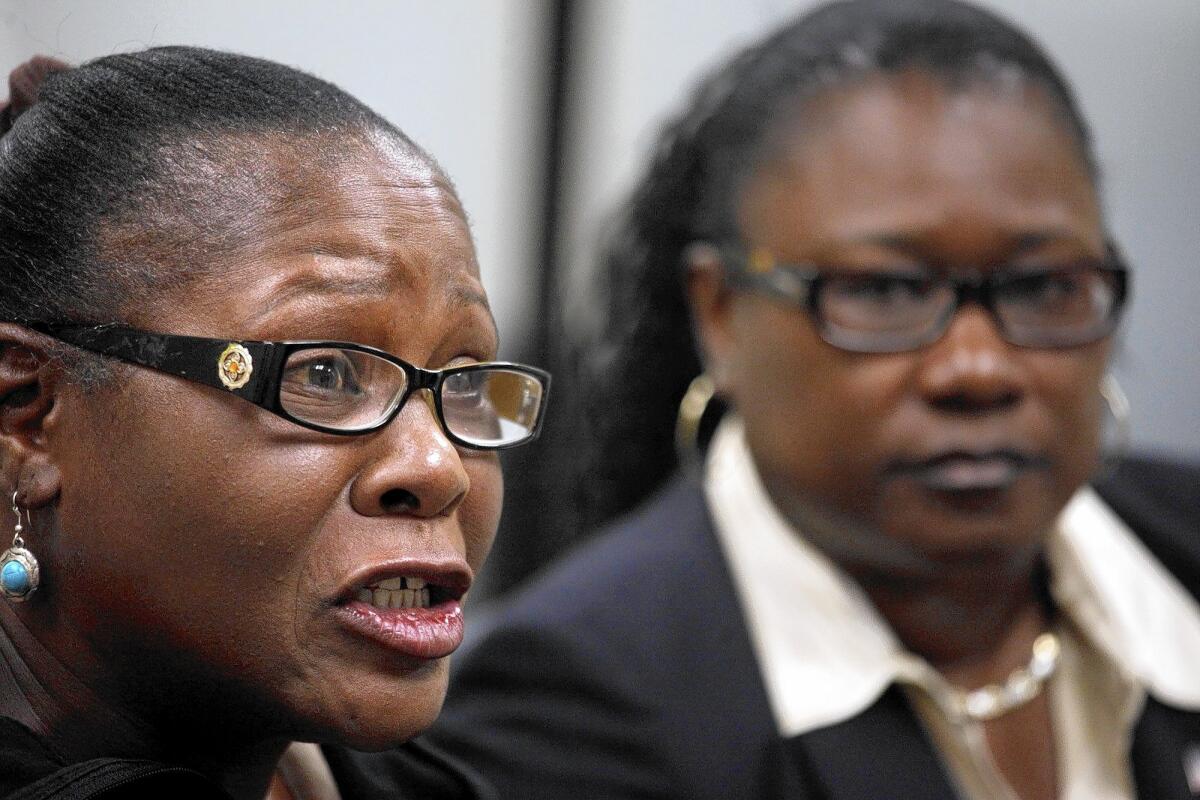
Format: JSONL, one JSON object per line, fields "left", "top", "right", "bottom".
{"left": 825, "top": 273, "right": 935, "bottom": 305}
{"left": 1000, "top": 270, "right": 1089, "bottom": 308}
{"left": 442, "top": 368, "right": 488, "bottom": 407}
{"left": 281, "top": 350, "right": 365, "bottom": 397}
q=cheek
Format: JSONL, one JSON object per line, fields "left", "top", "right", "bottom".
{"left": 51, "top": 388, "right": 347, "bottom": 679}
{"left": 1027, "top": 348, "right": 1109, "bottom": 486}
{"left": 459, "top": 454, "right": 503, "bottom": 574}
{"left": 727, "top": 306, "right": 908, "bottom": 502}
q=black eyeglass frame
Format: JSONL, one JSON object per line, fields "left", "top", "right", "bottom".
{"left": 715, "top": 243, "right": 1130, "bottom": 353}
{"left": 24, "top": 323, "right": 551, "bottom": 448}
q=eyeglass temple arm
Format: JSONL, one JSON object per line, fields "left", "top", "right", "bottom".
{"left": 719, "top": 246, "right": 818, "bottom": 306}
{"left": 30, "top": 324, "right": 285, "bottom": 404}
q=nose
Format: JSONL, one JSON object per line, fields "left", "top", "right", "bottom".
{"left": 916, "top": 303, "right": 1025, "bottom": 413}
{"left": 349, "top": 389, "right": 470, "bottom": 518}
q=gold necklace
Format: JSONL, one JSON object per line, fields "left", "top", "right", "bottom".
{"left": 949, "top": 632, "right": 1061, "bottom": 723}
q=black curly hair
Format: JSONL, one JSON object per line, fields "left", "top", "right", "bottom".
{"left": 580, "top": 0, "right": 1100, "bottom": 531}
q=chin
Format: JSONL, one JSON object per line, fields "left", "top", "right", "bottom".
{"left": 299, "top": 659, "right": 451, "bottom": 750}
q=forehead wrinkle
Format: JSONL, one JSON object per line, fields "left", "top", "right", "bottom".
{"left": 248, "top": 171, "right": 476, "bottom": 284}
{"left": 243, "top": 191, "right": 477, "bottom": 323}
{"left": 244, "top": 257, "right": 400, "bottom": 324}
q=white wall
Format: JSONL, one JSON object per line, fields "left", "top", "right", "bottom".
{"left": 560, "top": 0, "right": 1200, "bottom": 457}
{"left": 0, "top": 0, "right": 549, "bottom": 354}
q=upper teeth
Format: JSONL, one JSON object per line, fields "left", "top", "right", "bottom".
{"left": 356, "top": 576, "right": 431, "bottom": 609}
{"left": 373, "top": 577, "right": 426, "bottom": 590}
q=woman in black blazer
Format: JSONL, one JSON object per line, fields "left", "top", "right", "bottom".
{"left": 423, "top": 1, "right": 1200, "bottom": 798}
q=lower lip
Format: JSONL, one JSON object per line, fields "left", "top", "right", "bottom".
{"left": 335, "top": 601, "right": 465, "bottom": 660}
{"left": 908, "top": 456, "right": 1031, "bottom": 493}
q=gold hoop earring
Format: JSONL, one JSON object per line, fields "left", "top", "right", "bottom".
{"left": 675, "top": 373, "right": 717, "bottom": 476}
{"left": 1099, "top": 373, "right": 1131, "bottom": 475}
{"left": 2, "top": 492, "right": 39, "bottom": 602}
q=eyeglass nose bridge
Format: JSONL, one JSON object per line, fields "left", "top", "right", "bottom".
{"left": 406, "top": 364, "right": 443, "bottom": 394}
{"left": 393, "top": 365, "right": 447, "bottom": 425}
{"left": 933, "top": 270, "right": 1007, "bottom": 339}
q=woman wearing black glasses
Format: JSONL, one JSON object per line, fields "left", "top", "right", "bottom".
{"left": 426, "top": 2, "right": 1200, "bottom": 799}
{"left": 0, "top": 49, "right": 547, "bottom": 799}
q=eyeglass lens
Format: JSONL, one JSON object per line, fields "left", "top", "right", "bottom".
{"left": 815, "top": 266, "right": 1122, "bottom": 352}
{"left": 278, "top": 348, "right": 544, "bottom": 445}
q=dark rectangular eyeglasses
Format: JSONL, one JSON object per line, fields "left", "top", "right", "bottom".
{"left": 28, "top": 323, "right": 550, "bottom": 449}
{"left": 717, "top": 244, "right": 1129, "bottom": 353}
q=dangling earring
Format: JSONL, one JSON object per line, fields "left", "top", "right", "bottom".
{"left": 1098, "top": 373, "right": 1131, "bottom": 477}
{"left": 675, "top": 373, "right": 718, "bottom": 476}
{"left": 1, "top": 492, "right": 39, "bottom": 602}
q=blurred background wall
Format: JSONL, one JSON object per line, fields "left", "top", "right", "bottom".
{"left": 0, "top": 0, "right": 553, "bottom": 354}
{"left": 3, "top": 0, "right": 1197, "bottom": 597}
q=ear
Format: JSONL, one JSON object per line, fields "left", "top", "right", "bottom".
{"left": 0, "top": 323, "right": 63, "bottom": 509}
{"left": 683, "top": 242, "right": 737, "bottom": 393}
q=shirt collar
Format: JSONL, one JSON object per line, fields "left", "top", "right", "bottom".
{"left": 1050, "top": 487, "right": 1200, "bottom": 710}
{"left": 703, "top": 416, "right": 1200, "bottom": 737}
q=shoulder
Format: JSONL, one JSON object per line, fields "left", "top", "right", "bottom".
{"left": 424, "top": 479, "right": 778, "bottom": 799}
{"left": 455, "top": 477, "right": 733, "bottom": 692}
{"left": 324, "top": 738, "right": 494, "bottom": 800}
{"left": 0, "top": 718, "right": 229, "bottom": 800}
{"left": 1094, "top": 454, "right": 1200, "bottom": 598}
{"left": 0, "top": 717, "right": 62, "bottom": 798}
{"left": 482, "top": 478, "right": 717, "bottom": 634}
{"left": 1095, "top": 455, "right": 1200, "bottom": 516}
{"left": 448, "top": 478, "right": 721, "bottom": 703}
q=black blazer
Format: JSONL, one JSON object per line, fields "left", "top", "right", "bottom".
{"left": 0, "top": 717, "right": 490, "bottom": 800}
{"left": 402, "top": 458, "right": 1200, "bottom": 799}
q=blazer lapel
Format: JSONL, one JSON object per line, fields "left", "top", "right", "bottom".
{"left": 1132, "top": 696, "right": 1200, "bottom": 800}
{"left": 784, "top": 686, "right": 960, "bottom": 800}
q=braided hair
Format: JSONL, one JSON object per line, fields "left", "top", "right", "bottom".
{"left": 581, "top": 0, "right": 1100, "bottom": 531}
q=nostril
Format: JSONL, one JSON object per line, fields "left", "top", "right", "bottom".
{"left": 379, "top": 488, "right": 420, "bottom": 514}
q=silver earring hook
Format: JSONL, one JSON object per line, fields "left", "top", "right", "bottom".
{"left": 11, "top": 491, "right": 27, "bottom": 550}
{"left": 3, "top": 489, "right": 40, "bottom": 601}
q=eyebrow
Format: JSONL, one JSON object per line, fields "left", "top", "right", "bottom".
{"left": 250, "top": 269, "right": 397, "bottom": 320}
{"left": 842, "top": 228, "right": 1095, "bottom": 257}
{"left": 447, "top": 282, "right": 500, "bottom": 347}
{"left": 247, "top": 266, "right": 500, "bottom": 348}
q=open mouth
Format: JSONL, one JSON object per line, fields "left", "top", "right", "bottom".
{"left": 334, "top": 566, "right": 470, "bottom": 659}
{"left": 353, "top": 576, "right": 447, "bottom": 610}
{"left": 338, "top": 565, "right": 470, "bottom": 611}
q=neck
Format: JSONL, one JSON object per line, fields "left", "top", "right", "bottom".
{"left": 0, "top": 601, "right": 151, "bottom": 760}
{"left": 0, "top": 603, "right": 286, "bottom": 800}
{"left": 856, "top": 557, "right": 1051, "bottom": 687}
{"left": 772, "top": 490, "right": 1053, "bottom": 686}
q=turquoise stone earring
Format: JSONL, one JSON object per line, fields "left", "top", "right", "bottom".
{"left": 1, "top": 492, "right": 39, "bottom": 602}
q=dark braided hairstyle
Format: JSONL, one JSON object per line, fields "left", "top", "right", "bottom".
{"left": 581, "top": 0, "right": 1101, "bottom": 531}
{"left": 0, "top": 47, "right": 432, "bottom": 358}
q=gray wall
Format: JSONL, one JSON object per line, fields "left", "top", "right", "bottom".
{"left": 0, "top": 0, "right": 550, "bottom": 354}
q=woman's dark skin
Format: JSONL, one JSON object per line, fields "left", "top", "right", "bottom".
{"left": 0, "top": 133, "right": 503, "bottom": 800}
{"left": 689, "top": 71, "right": 1110, "bottom": 800}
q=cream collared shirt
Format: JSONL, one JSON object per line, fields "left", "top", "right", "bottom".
{"left": 274, "top": 742, "right": 342, "bottom": 800}
{"left": 704, "top": 417, "right": 1200, "bottom": 799}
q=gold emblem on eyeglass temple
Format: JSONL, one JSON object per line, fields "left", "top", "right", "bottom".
{"left": 217, "top": 343, "right": 253, "bottom": 390}
{"left": 748, "top": 248, "right": 776, "bottom": 274}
